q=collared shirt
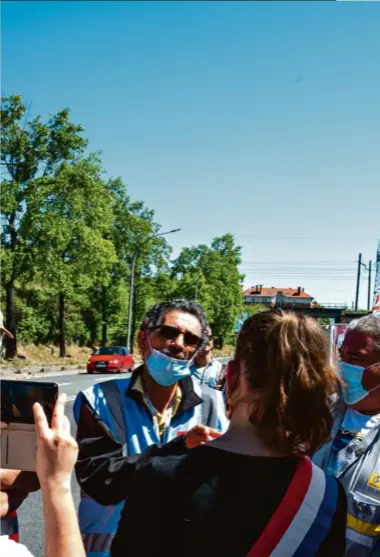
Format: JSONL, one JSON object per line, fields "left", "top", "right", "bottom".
{"left": 131, "top": 375, "right": 182, "bottom": 438}
{"left": 191, "top": 358, "right": 222, "bottom": 389}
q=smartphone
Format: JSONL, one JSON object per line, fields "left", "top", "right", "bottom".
{"left": 1, "top": 380, "right": 59, "bottom": 471}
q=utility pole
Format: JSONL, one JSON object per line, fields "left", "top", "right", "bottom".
{"left": 126, "top": 249, "right": 139, "bottom": 351}
{"left": 126, "top": 228, "right": 181, "bottom": 350}
{"left": 368, "top": 260, "right": 372, "bottom": 311}
{"left": 355, "top": 253, "right": 362, "bottom": 311}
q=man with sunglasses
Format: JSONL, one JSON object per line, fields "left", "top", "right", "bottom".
{"left": 313, "top": 313, "right": 380, "bottom": 556}
{"left": 74, "top": 299, "right": 228, "bottom": 557}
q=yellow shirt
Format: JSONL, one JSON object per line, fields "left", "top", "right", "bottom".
{"left": 132, "top": 375, "right": 182, "bottom": 438}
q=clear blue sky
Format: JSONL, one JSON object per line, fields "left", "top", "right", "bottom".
{"left": 2, "top": 1, "right": 379, "bottom": 307}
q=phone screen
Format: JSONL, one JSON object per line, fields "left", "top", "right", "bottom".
{"left": 1, "top": 380, "right": 58, "bottom": 426}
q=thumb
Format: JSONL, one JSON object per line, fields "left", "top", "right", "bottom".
{"left": 207, "top": 428, "right": 222, "bottom": 439}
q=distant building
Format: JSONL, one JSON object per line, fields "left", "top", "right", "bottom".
{"left": 243, "top": 285, "right": 314, "bottom": 308}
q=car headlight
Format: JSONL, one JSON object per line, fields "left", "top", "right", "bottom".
{"left": 87, "top": 359, "right": 93, "bottom": 364}
{"left": 109, "top": 359, "right": 120, "bottom": 364}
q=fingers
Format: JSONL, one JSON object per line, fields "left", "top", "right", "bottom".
{"left": 0, "top": 422, "right": 8, "bottom": 429}
{"left": 51, "top": 393, "right": 67, "bottom": 432}
{"left": 61, "top": 415, "right": 71, "bottom": 436}
{"left": 33, "top": 402, "right": 49, "bottom": 439}
{"left": 207, "top": 428, "right": 222, "bottom": 439}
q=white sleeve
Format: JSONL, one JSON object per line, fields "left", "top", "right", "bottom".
{"left": 0, "top": 536, "right": 34, "bottom": 557}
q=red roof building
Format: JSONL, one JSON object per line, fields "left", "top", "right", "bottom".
{"left": 243, "top": 285, "right": 314, "bottom": 308}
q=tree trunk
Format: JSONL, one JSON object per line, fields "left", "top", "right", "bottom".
{"left": 5, "top": 280, "right": 17, "bottom": 359}
{"left": 102, "top": 286, "right": 107, "bottom": 346}
{"left": 58, "top": 292, "right": 66, "bottom": 358}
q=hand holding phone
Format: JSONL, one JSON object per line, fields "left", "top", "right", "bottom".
{"left": 1, "top": 380, "right": 59, "bottom": 471}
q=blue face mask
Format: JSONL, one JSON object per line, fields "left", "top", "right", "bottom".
{"left": 340, "top": 361, "right": 380, "bottom": 405}
{"left": 146, "top": 348, "right": 192, "bottom": 387}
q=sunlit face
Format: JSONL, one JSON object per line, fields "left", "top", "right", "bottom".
{"left": 140, "top": 310, "right": 202, "bottom": 362}
{"left": 340, "top": 330, "right": 380, "bottom": 412}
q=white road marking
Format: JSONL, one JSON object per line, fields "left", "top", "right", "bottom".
{"left": 67, "top": 396, "right": 76, "bottom": 402}
{"left": 56, "top": 382, "right": 72, "bottom": 386}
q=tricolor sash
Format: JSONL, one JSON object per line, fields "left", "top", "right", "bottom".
{"left": 247, "top": 457, "right": 339, "bottom": 557}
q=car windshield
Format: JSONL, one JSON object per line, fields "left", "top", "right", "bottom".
{"left": 94, "top": 347, "right": 124, "bottom": 356}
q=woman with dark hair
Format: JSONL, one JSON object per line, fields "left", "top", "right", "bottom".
{"left": 111, "top": 310, "right": 347, "bottom": 557}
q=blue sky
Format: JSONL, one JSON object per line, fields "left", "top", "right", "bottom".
{"left": 2, "top": 1, "right": 379, "bottom": 306}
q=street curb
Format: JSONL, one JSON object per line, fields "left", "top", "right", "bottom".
{"left": 0, "top": 366, "right": 85, "bottom": 380}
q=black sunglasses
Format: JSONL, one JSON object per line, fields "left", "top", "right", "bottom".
{"left": 153, "top": 325, "right": 201, "bottom": 347}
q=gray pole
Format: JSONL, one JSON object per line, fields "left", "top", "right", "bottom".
{"left": 126, "top": 228, "right": 181, "bottom": 349}
{"left": 368, "top": 260, "right": 372, "bottom": 311}
{"left": 126, "top": 249, "right": 139, "bottom": 349}
{"left": 355, "top": 253, "right": 362, "bottom": 311}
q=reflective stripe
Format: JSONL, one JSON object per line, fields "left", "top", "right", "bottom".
{"left": 100, "top": 381, "right": 127, "bottom": 447}
{"left": 346, "top": 527, "right": 374, "bottom": 548}
{"left": 347, "top": 513, "right": 380, "bottom": 537}
{"left": 82, "top": 533, "right": 114, "bottom": 552}
{"left": 346, "top": 528, "right": 373, "bottom": 550}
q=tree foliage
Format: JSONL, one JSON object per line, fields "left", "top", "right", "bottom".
{"left": 172, "top": 234, "right": 243, "bottom": 346}
{"left": 1, "top": 95, "right": 244, "bottom": 357}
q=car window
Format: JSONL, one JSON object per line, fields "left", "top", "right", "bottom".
{"left": 95, "top": 347, "right": 121, "bottom": 356}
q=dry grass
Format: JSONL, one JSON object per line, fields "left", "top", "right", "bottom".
{"left": 1, "top": 344, "right": 93, "bottom": 369}
{"left": 1, "top": 343, "right": 233, "bottom": 370}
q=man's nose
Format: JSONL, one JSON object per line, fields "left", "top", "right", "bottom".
{"left": 172, "top": 332, "right": 186, "bottom": 349}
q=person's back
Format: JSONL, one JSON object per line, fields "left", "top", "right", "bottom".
{"left": 112, "top": 444, "right": 345, "bottom": 557}
{"left": 112, "top": 310, "right": 347, "bottom": 557}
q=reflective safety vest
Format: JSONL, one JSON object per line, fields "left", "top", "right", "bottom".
{"left": 247, "top": 457, "right": 340, "bottom": 557}
{"left": 74, "top": 375, "right": 228, "bottom": 557}
{"left": 0, "top": 510, "right": 19, "bottom": 542}
{"left": 313, "top": 399, "right": 380, "bottom": 556}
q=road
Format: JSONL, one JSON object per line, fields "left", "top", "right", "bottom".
{"left": 17, "top": 371, "right": 116, "bottom": 556}
{"left": 16, "top": 360, "right": 231, "bottom": 555}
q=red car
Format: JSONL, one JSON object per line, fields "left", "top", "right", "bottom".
{"left": 87, "top": 346, "right": 134, "bottom": 374}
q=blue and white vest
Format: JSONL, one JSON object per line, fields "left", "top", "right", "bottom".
{"left": 73, "top": 375, "right": 228, "bottom": 557}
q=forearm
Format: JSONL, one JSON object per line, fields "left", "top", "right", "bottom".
{"left": 42, "top": 485, "right": 85, "bottom": 557}
{"left": 76, "top": 435, "right": 187, "bottom": 505}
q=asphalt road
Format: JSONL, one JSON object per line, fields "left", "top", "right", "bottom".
{"left": 17, "top": 371, "right": 117, "bottom": 556}
{"left": 16, "top": 359, "right": 231, "bottom": 555}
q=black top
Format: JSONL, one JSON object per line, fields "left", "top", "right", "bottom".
{"left": 111, "top": 444, "right": 347, "bottom": 557}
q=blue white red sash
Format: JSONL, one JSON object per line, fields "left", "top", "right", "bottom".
{"left": 247, "top": 457, "right": 338, "bottom": 557}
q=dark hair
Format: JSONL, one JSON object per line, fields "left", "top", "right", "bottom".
{"left": 140, "top": 299, "right": 209, "bottom": 349}
{"left": 234, "top": 310, "right": 341, "bottom": 456}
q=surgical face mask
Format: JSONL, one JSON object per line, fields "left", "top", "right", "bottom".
{"left": 340, "top": 361, "right": 380, "bottom": 405}
{"left": 146, "top": 347, "right": 193, "bottom": 387}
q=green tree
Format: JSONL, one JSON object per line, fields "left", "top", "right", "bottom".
{"left": 87, "top": 177, "right": 174, "bottom": 350}
{"left": 172, "top": 234, "right": 243, "bottom": 346}
{"left": 1, "top": 95, "right": 87, "bottom": 357}
{"left": 28, "top": 158, "right": 116, "bottom": 356}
